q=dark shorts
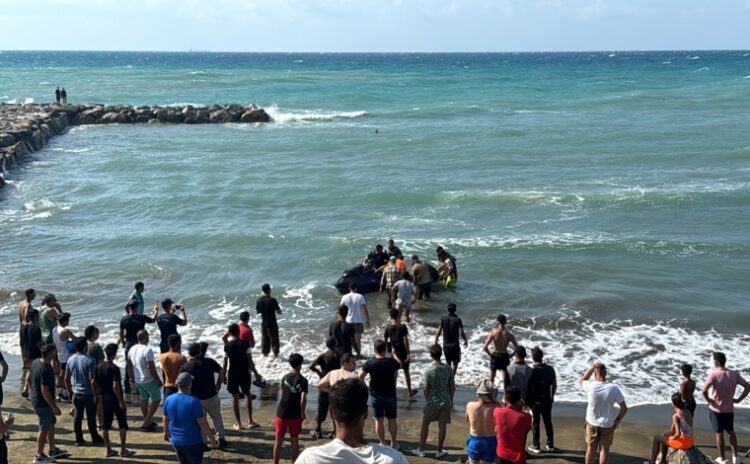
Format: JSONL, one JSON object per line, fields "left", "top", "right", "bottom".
{"left": 394, "top": 350, "right": 409, "bottom": 369}
{"left": 371, "top": 393, "right": 397, "bottom": 419}
{"left": 164, "top": 386, "right": 178, "bottom": 398}
{"left": 709, "top": 411, "right": 734, "bottom": 433}
{"left": 444, "top": 344, "right": 461, "bottom": 364}
{"left": 352, "top": 323, "right": 365, "bottom": 335}
{"left": 102, "top": 395, "right": 128, "bottom": 430}
{"left": 35, "top": 406, "right": 57, "bottom": 431}
{"left": 228, "top": 374, "right": 251, "bottom": 396}
{"left": 491, "top": 352, "right": 510, "bottom": 371}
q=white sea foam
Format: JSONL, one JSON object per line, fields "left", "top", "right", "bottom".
{"left": 265, "top": 105, "right": 367, "bottom": 124}
{"left": 50, "top": 147, "right": 93, "bottom": 153}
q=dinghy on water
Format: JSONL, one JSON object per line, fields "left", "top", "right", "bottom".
{"left": 334, "top": 263, "right": 441, "bottom": 295}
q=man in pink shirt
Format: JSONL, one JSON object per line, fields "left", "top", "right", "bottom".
{"left": 494, "top": 386, "right": 532, "bottom": 464}
{"left": 702, "top": 352, "right": 750, "bottom": 464}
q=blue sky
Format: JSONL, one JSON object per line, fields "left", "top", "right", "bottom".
{"left": 1, "top": 0, "right": 748, "bottom": 52}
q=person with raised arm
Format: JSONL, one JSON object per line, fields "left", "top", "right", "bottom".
{"left": 581, "top": 362, "right": 628, "bottom": 464}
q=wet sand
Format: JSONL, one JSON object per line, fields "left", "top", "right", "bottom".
{"left": 3, "top": 373, "right": 749, "bottom": 464}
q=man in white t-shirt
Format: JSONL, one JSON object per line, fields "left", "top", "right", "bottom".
{"left": 127, "top": 330, "right": 162, "bottom": 430}
{"left": 339, "top": 283, "right": 370, "bottom": 358}
{"left": 391, "top": 274, "right": 416, "bottom": 323}
{"left": 580, "top": 363, "right": 627, "bottom": 464}
{"left": 295, "top": 378, "right": 407, "bottom": 464}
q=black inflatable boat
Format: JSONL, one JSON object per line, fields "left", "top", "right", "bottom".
{"left": 334, "top": 264, "right": 440, "bottom": 295}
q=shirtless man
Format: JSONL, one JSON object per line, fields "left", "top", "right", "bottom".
{"left": 483, "top": 315, "right": 517, "bottom": 386}
{"left": 19, "top": 289, "right": 37, "bottom": 364}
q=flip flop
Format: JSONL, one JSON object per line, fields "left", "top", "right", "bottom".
{"left": 106, "top": 450, "right": 119, "bottom": 458}
{"left": 232, "top": 424, "right": 242, "bottom": 431}
{"left": 121, "top": 449, "right": 136, "bottom": 458}
{"left": 310, "top": 430, "right": 319, "bottom": 439}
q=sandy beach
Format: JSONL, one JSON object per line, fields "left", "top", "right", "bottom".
{"left": 3, "top": 359, "right": 749, "bottom": 464}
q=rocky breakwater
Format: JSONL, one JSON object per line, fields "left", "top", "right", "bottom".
{"left": 0, "top": 103, "right": 270, "bottom": 189}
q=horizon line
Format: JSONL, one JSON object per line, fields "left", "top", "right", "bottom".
{"left": 2, "top": 48, "right": 749, "bottom": 54}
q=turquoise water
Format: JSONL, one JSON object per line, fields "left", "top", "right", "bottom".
{"left": 1, "top": 51, "right": 749, "bottom": 405}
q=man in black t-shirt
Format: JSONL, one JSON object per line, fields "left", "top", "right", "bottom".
{"left": 22, "top": 309, "right": 43, "bottom": 398}
{"left": 384, "top": 308, "right": 418, "bottom": 398}
{"left": 328, "top": 304, "right": 358, "bottom": 356}
{"left": 31, "top": 344, "right": 69, "bottom": 462}
{"left": 223, "top": 324, "right": 257, "bottom": 431}
{"left": 95, "top": 343, "right": 134, "bottom": 458}
{"left": 359, "top": 339, "right": 402, "bottom": 449}
{"left": 157, "top": 299, "right": 187, "bottom": 354}
{"left": 309, "top": 337, "right": 341, "bottom": 439}
{"left": 274, "top": 353, "right": 308, "bottom": 464}
{"left": 119, "top": 301, "right": 156, "bottom": 395}
{"left": 526, "top": 346, "right": 557, "bottom": 452}
{"left": 256, "top": 284, "right": 282, "bottom": 358}
{"left": 434, "top": 303, "right": 468, "bottom": 376}
{"left": 180, "top": 343, "right": 227, "bottom": 448}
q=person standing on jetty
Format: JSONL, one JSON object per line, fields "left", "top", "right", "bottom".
{"left": 360, "top": 339, "right": 402, "bottom": 449}
{"left": 581, "top": 362, "right": 628, "bottom": 464}
{"left": 31, "top": 344, "right": 70, "bottom": 463}
{"left": 54, "top": 87, "right": 61, "bottom": 104}
{"left": 295, "top": 378, "right": 408, "bottom": 464}
{"left": 60, "top": 88, "right": 67, "bottom": 105}
{"left": 465, "top": 379, "right": 499, "bottom": 464}
{"left": 435, "top": 303, "right": 468, "bottom": 377}
{"left": 483, "top": 314, "right": 517, "bottom": 385}
{"left": 380, "top": 256, "right": 402, "bottom": 310}
{"left": 340, "top": 282, "right": 370, "bottom": 358}
{"left": 257, "top": 283, "right": 282, "bottom": 359}
{"left": 526, "top": 347, "right": 557, "bottom": 454}
{"left": 120, "top": 300, "right": 156, "bottom": 398}
{"left": 702, "top": 352, "right": 749, "bottom": 464}
{"left": 157, "top": 299, "right": 187, "bottom": 354}
{"left": 163, "top": 372, "right": 217, "bottom": 464}
{"left": 412, "top": 344, "right": 455, "bottom": 459}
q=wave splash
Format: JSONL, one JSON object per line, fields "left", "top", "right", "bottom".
{"left": 265, "top": 105, "right": 367, "bottom": 124}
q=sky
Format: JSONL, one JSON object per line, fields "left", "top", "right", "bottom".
{"left": 0, "top": 0, "right": 748, "bottom": 52}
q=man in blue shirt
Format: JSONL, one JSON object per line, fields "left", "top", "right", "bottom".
{"left": 65, "top": 337, "right": 103, "bottom": 446}
{"left": 163, "top": 372, "right": 217, "bottom": 464}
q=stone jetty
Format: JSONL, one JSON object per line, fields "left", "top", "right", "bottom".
{"left": 0, "top": 103, "right": 270, "bottom": 189}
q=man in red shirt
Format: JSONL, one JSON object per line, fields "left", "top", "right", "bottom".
{"left": 494, "top": 386, "right": 532, "bottom": 464}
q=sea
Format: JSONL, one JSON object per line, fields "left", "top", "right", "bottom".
{"left": 1, "top": 51, "right": 749, "bottom": 407}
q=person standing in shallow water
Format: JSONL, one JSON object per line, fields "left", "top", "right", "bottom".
{"left": 483, "top": 314, "right": 517, "bottom": 386}
{"left": 256, "top": 284, "right": 282, "bottom": 358}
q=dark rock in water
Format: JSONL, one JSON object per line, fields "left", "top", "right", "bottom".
{"left": 0, "top": 133, "right": 15, "bottom": 147}
{"left": 101, "top": 111, "right": 131, "bottom": 124}
{"left": 156, "top": 108, "right": 184, "bottom": 123}
{"left": 74, "top": 107, "right": 105, "bottom": 125}
{"left": 240, "top": 109, "right": 270, "bottom": 123}
{"left": 209, "top": 109, "right": 232, "bottom": 123}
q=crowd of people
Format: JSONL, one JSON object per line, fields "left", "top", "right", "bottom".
{"left": 1, "top": 241, "right": 749, "bottom": 464}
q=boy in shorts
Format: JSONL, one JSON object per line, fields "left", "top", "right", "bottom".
{"left": 273, "top": 353, "right": 308, "bottom": 464}
{"left": 223, "top": 323, "right": 259, "bottom": 430}
{"left": 96, "top": 343, "right": 134, "bottom": 457}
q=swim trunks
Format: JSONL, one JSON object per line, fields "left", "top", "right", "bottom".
{"left": 491, "top": 352, "right": 510, "bottom": 371}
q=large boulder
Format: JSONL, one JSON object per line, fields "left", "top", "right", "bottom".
{"left": 74, "top": 107, "right": 105, "bottom": 125}
{"left": 240, "top": 109, "right": 270, "bottom": 123}
{"left": 101, "top": 111, "right": 131, "bottom": 124}
{"left": 662, "top": 447, "right": 712, "bottom": 464}
{"left": 184, "top": 109, "right": 210, "bottom": 124}
{"left": 131, "top": 108, "right": 154, "bottom": 123}
{"left": 0, "top": 133, "right": 15, "bottom": 147}
{"left": 209, "top": 109, "right": 233, "bottom": 123}
{"left": 155, "top": 108, "right": 184, "bottom": 123}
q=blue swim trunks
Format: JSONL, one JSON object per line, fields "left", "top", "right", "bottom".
{"left": 467, "top": 435, "right": 497, "bottom": 463}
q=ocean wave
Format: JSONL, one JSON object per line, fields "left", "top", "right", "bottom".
{"left": 265, "top": 105, "right": 367, "bottom": 124}
{"left": 50, "top": 147, "right": 93, "bottom": 153}
{"left": 3, "top": 97, "right": 34, "bottom": 105}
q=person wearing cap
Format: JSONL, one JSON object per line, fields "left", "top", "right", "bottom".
{"left": 380, "top": 256, "right": 402, "bottom": 310}
{"left": 411, "top": 255, "right": 432, "bottom": 300}
{"left": 119, "top": 300, "right": 157, "bottom": 398}
{"left": 157, "top": 299, "right": 187, "bottom": 354}
{"left": 163, "top": 372, "right": 217, "bottom": 464}
{"left": 465, "top": 379, "right": 499, "bottom": 464}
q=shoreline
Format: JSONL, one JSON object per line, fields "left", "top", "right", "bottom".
{"left": 0, "top": 102, "right": 270, "bottom": 190}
